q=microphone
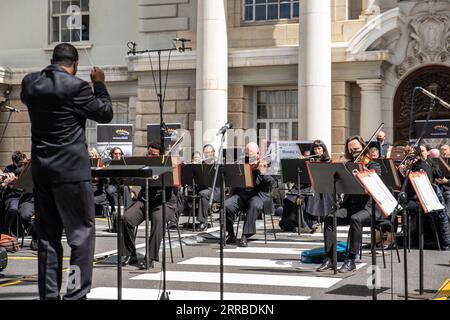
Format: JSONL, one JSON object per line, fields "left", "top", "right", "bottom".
{"left": 216, "top": 122, "right": 232, "bottom": 136}
{"left": 415, "top": 87, "right": 450, "bottom": 110}
{"left": 4, "top": 106, "right": 19, "bottom": 112}
{"left": 173, "top": 38, "right": 191, "bottom": 42}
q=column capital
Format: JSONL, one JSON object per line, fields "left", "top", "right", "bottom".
{"left": 357, "top": 78, "right": 383, "bottom": 91}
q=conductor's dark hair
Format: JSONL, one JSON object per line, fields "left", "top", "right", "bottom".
{"left": 52, "top": 43, "right": 79, "bottom": 66}
{"left": 310, "top": 140, "right": 330, "bottom": 162}
{"left": 148, "top": 142, "right": 161, "bottom": 151}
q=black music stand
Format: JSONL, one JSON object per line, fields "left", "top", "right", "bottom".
{"left": 431, "top": 157, "right": 450, "bottom": 178}
{"left": 280, "top": 159, "right": 312, "bottom": 235}
{"left": 92, "top": 165, "right": 164, "bottom": 300}
{"left": 373, "top": 159, "right": 402, "bottom": 191}
{"left": 307, "top": 162, "right": 365, "bottom": 274}
{"left": 204, "top": 163, "right": 253, "bottom": 300}
{"left": 110, "top": 156, "right": 177, "bottom": 300}
{"left": 179, "top": 164, "right": 197, "bottom": 230}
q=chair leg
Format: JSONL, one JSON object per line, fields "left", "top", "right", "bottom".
{"left": 390, "top": 224, "right": 401, "bottom": 263}
{"left": 262, "top": 209, "right": 267, "bottom": 245}
{"left": 430, "top": 214, "right": 442, "bottom": 251}
{"left": 235, "top": 212, "right": 241, "bottom": 239}
{"left": 270, "top": 210, "right": 277, "bottom": 241}
{"left": 176, "top": 224, "right": 184, "bottom": 258}
{"left": 379, "top": 228, "right": 386, "bottom": 269}
{"left": 408, "top": 215, "right": 411, "bottom": 253}
{"left": 105, "top": 205, "right": 112, "bottom": 232}
{"left": 167, "top": 225, "right": 174, "bottom": 263}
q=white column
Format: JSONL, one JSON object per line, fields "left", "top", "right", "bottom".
{"left": 298, "top": 0, "right": 332, "bottom": 151}
{"left": 357, "top": 79, "right": 383, "bottom": 140}
{"left": 196, "top": 0, "right": 228, "bottom": 151}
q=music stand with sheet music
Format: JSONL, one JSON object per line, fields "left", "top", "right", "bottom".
{"left": 307, "top": 162, "right": 365, "bottom": 274}
{"left": 372, "top": 159, "right": 402, "bottom": 191}
{"left": 408, "top": 171, "right": 445, "bottom": 298}
{"left": 280, "top": 158, "right": 313, "bottom": 235}
{"left": 354, "top": 169, "right": 402, "bottom": 300}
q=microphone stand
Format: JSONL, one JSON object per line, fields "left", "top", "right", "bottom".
{"left": 208, "top": 131, "right": 227, "bottom": 300}
{"left": 0, "top": 96, "right": 15, "bottom": 147}
{"left": 127, "top": 40, "right": 191, "bottom": 301}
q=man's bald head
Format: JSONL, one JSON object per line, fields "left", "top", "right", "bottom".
{"left": 245, "top": 142, "right": 260, "bottom": 164}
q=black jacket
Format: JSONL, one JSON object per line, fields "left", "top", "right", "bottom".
{"left": 21, "top": 64, "right": 113, "bottom": 183}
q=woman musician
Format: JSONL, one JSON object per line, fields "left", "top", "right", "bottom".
{"left": 317, "top": 135, "right": 382, "bottom": 273}
{"left": 305, "top": 140, "right": 334, "bottom": 231}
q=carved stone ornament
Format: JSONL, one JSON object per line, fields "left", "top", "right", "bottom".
{"left": 397, "top": 0, "right": 450, "bottom": 77}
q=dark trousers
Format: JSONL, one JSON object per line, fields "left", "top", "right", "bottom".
{"left": 3, "top": 196, "right": 19, "bottom": 235}
{"left": 225, "top": 194, "right": 264, "bottom": 238}
{"left": 324, "top": 206, "right": 371, "bottom": 258}
{"left": 197, "top": 187, "right": 220, "bottom": 224}
{"left": 34, "top": 181, "right": 95, "bottom": 300}
{"left": 122, "top": 196, "right": 177, "bottom": 261}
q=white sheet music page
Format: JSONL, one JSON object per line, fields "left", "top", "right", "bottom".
{"left": 355, "top": 170, "right": 399, "bottom": 218}
{"left": 409, "top": 172, "right": 445, "bottom": 213}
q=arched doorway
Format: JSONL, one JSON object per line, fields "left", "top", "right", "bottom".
{"left": 394, "top": 65, "right": 450, "bottom": 142}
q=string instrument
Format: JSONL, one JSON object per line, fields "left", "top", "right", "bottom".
{"left": 353, "top": 122, "right": 384, "bottom": 167}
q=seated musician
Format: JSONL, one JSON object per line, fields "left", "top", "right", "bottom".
{"left": 401, "top": 144, "right": 450, "bottom": 249}
{"left": 105, "top": 147, "right": 132, "bottom": 218}
{"left": 121, "top": 143, "right": 178, "bottom": 268}
{"left": 225, "top": 142, "right": 277, "bottom": 247}
{"left": 196, "top": 144, "right": 220, "bottom": 231}
{"left": 317, "top": 136, "right": 382, "bottom": 273}
{"left": 437, "top": 144, "right": 450, "bottom": 217}
{"left": 88, "top": 147, "right": 108, "bottom": 216}
{"left": 305, "top": 140, "right": 334, "bottom": 230}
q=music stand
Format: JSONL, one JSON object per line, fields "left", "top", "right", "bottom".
{"left": 408, "top": 171, "right": 445, "bottom": 299}
{"left": 307, "top": 162, "right": 365, "bottom": 274}
{"left": 431, "top": 157, "right": 450, "bottom": 178}
{"left": 179, "top": 164, "right": 199, "bottom": 231}
{"left": 372, "top": 159, "right": 402, "bottom": 191}
{"left": 204, "top": 163, "right": 253, "bottom": 300}
{"left": 354, "top": 169, "right": 401, "bottom": 300}
{"left": 280, "top": 159, "right": 312, "bottom": 235}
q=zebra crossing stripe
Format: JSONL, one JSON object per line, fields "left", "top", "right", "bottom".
{"left": 87, "top": 287, "right": 309, "bottom": 300}
{"left": 131, "top": 271, "right": 341, "bottom": 289}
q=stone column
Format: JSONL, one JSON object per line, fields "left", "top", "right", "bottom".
{"left": 298, "top": 0, "right": 332, "bottom": 150}
{"left": 357, "top": 79, "right": 383, "bottom": 140}
{"left": 196, "top": 0, "right": 228, "bottom": 151}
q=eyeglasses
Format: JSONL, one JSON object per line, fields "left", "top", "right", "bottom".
{"left": 113, "top": 152, "right": 123, "bottom": 155}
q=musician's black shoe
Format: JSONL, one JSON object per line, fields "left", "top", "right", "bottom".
{"left": 226, "top": 234, "right": 237, "bottom": 244}
{"left": 198, "top": 223, "right": 207, "bottom": 232}
{"left": 339, "top": 259, "right": 356, "bottom": 273}
{"left": 122, "top": 254, "right": 138, "bottom": 266}
{"left": 238, "top": 235, "right": 248, "bottom": 247}
{"left": 316, "top": 258, "right": 334, "bottom": 272}
{"left": 167, "top": 221, "right": 178, "bottom": 230}
{"left": 138, "top": 258, "right": 154, "bottom": 270}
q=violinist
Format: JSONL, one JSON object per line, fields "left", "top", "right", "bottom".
{"left": 225, "top": 142, "right": 277, "bottom": 247}
{"left": 317, "top": 135, "right": 382, "bottom": 273}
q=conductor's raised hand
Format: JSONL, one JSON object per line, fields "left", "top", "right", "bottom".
{"left": 90, "top": 67, "right": 105, "bottom": 83}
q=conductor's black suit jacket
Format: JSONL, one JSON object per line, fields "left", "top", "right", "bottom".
{"left": 20, "top": 64, "right": 113, "bottom": 184}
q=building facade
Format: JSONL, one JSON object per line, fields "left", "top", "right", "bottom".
{"left": 1, "top": 0, "right": 450, "bottom": 166}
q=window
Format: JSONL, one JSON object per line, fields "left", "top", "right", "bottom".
{"left": 256, "top": 90, "right": 298, "bottom": 143}
{"left": 51, "top": 0, "right": 89, "bottom": 43}
{"left": 244, "top": 0, "right": 299, "bottom": 22}
{"left": 86, "top": 101, "right": 129, "bottom": 148}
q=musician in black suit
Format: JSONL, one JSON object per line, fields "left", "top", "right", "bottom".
{"left": 317, "top": 136, "right": 382, "bottom": 273}
{"left": 20, "top": 43, "right": 113, "bottom": 300}
{"left": 225, "top": 142, "right": 277, "bottom": 247}
{"left": 121, "top": 143, "right": 178, "bottom": 269}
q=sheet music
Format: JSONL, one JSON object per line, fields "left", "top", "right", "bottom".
{"left": 355, "top": 170, "right": 400, "bottom": 218}
{"left": 409, "top": 172, "right": 445, "bottom": 213}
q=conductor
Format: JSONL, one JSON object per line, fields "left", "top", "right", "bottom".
{"left": 20, "top": 43, "right": 113, "bottom": 299}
